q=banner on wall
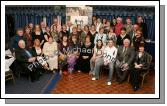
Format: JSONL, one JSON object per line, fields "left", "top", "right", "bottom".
{"left": 66, "top": 5, "right": 93, "bottom": 28}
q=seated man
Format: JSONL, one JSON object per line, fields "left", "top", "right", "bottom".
{"left": 130, "top": 43, "right": 151, "bottom": 91}
{"left": 15, "top": 40, "right": 41, "bottom": 82}
{"left": 103, "top": 39, "right": 118, "bottom": 85}
{"left": 115, "top": 38, "right": 135, "bottom": 84}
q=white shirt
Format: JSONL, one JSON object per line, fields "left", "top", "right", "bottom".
{"left": 96, "top": 23, "right": 102, "bottom": 32}
{"left": 103, "top": 46, "right": 118, "bottom": 63}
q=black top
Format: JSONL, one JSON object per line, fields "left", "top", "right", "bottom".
{"left": 43, "top": 32, "right": 51, "bottom": 43}
{"left": 32, "top": 31, "right": 44, "bottom": 42}
{"left": 31, "top": 47, "right": 42, "bottom": 57}
{"left": 80, "top": 43, "right": 94, "bottom": 60}
{"left": 116, "top": 34, "right": 131, "bottom": 46}
{"left": 136, "top": 22, "right": 148, "bottom": 39}
{"left": 134, "top": 51, "right": 151, "bottom": 70}
{"left": 89, "top": 31, "right": 98, "bottom": 45}
{"left": 133, "top": 36, "right": 145, "bottom": 51}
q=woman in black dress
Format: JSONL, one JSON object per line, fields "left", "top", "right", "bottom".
{"left": 89, "top": 25, "right": 98, "bottom": 46}
{"left": 77, "top": 36, "right": 94, "bottom": 73}
{"left": 32, "top": 25, "right": 44, "bottom": 47}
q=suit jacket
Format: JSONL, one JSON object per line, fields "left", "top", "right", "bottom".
{"left": 134, "top": 51, "right": 151, "bottom": 70}
{"left": 15, "top": 48, "right": 32, "bottom": 63}
{"left": 116, "top": 46, "right": 135, "bottom": 67}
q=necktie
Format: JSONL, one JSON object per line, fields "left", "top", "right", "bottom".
{"left": 68, "top": 27, "right": 70, "bottom": 33}
{"left": 24, "top": 49, "right": 32, "bottom": 58}
{"left": 123, "top": 47, "right": 127, "bottom": 56}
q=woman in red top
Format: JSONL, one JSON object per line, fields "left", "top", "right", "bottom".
{"left": 115, "top": 17, "right": 123, "bottom": 36}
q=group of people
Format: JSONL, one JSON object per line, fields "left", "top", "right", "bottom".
{"left": 6, "top": 16, "right": 152, "bottom": 91}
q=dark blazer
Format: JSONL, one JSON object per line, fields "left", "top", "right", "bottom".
{"left": 134, "top": 51, "right": 151, "bottom": 70}
{"left": 15, "top": 48, "right": 31, "bottom": 63}
{"left": 116, "top": 46, "right": 135, "bottom": 67}
{"left": 132, "top": 36, "right": 145, "bottom": 51}
{"left": 116, "top": 34, "right": 131, "bottom": 46}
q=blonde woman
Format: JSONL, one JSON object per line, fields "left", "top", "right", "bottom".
{"left": 43, "top": 37, "right": 58, "bottom": 73}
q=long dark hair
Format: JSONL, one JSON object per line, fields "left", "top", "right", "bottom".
{"left": 96, "top": 39, "right": 103, "bottom": 49}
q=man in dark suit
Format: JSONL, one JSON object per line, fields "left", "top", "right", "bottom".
{"left": 116, "top": 27, "right": 131, "bottom": 46}
{"left": 115, "top": 38, "right": 135, "bottom": 84}
{"left": 15, "top": 40, "right": 41, "bottom": 82}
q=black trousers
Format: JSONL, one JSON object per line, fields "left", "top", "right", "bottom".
{"left": 130, "top": 68, "right": 146, "bottom": 87}
{"left": 115, "top": 68, "right": 129, "bottom": 82}
{"left": 15, "top": 60, "right": 42, "bottom": 82}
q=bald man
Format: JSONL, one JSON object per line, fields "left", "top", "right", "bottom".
{"left": 15, "top": 40, "right": 40, "bottom": 82}
{"left": 115, "top": 38, "right": 135, "bottom": 84}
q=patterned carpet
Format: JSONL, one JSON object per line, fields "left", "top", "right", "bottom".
{"left": 5, "top": 72, "right": 57, "bottom": 94}
{"left": 5, "top": 70, "right": 155, "bottom": 94}
{"left": 51, "top": 70, "right": 155, "bottom": 94}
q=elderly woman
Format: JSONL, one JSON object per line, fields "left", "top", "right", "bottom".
{"left": 43, "top": 37, "right": 58, "bottom": 73}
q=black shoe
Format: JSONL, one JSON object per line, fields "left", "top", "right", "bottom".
{"left": 133, "top": 86, "right": 139, "bottom": 91}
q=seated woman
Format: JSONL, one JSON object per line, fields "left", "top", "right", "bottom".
{"left": 90, "top": 39, "right": 104, "bottom": 75}
{"left": 58, "top": 34, "right": 70, "bottom": 74}
{"left": 31, "top": 39, "right": 49, "bottom": 71}
{"left": 130, "top": 43, "right": 151, "bottom": 91}
{"left": 43, "top": 37, "right": 58, "bottom": 73}
{"left": 77, "top": 36, "right": 94, "bottom": 73}
{"left": 67, "top": 35, "right": 80, "bottom": 74}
